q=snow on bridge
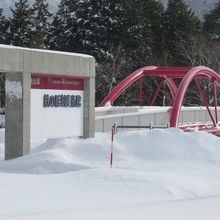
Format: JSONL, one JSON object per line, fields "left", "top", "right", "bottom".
{"left": 95, "top": 106, "right": 220, "bottom": 133}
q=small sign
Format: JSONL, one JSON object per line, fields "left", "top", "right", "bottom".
{"left": 31, "top": 74, "right": 84, "bottom": 90}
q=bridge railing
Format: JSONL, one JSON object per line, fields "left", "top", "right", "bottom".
{"left": 95, "top": 106, "right": 219, "bottom": 132}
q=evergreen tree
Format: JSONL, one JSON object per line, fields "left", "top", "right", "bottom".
{"left": 47, "top": 0, "right": 165, "bottom": 105}
{"left": 71, "top": 0, "right": 125, "bottom": 61}
{"left": 163, "top": 0, "right": 201, "bottom": 65}
{"left": 49, "top": 0, "right": 164, "bottom": 64}
{"left": 203, "top": 1, "right": 220, "bottom": 40}
{"left": 9, "top": 0, "right": 33, "bottom": 47}
{"left": 94, "top": 0, "right": 165, "bottom": 105}
{"left": 72, "top": 0, "right": 165, "bottom": 65}
{"left": 123, "top": 0, "right": 165, "bottom": 67}
{"left": 31, "top": 0, "right": 52, "bottom": 48}
{"left": 48, "top": 0, "right": 126, "bottom": 60}
{"left": 144, "top": 1, "right": 165, "bottom": 62}
{"left": 0, "top": 8, "right": 9, "bottom": 44}
{"left": 47, "top": 15, "right": 62, "bottom": 50}
{"left": 47, "top": 0, "right": 79, "bottom": 51}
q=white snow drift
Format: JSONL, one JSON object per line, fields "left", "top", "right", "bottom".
{"left": 1, "top": 128, "right": 220, "bottom": 174}
{"left": 1, "top": 128, "right": 220, "bottom": 219}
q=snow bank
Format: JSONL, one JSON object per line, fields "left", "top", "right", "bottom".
{"left": 1, "top": 128, "right": 220, "bottom": 219}
{"left": 114, "top": 128, "right": 220, "bottom": 168}
{"left": 1, "top": 128, "right": 220, "bottom": 174}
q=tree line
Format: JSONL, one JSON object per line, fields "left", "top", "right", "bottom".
{"left": 1, "top": 0, "right": 220, "bottom": 106}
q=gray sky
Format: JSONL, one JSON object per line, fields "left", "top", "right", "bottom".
{"left": 0, "top": 0, "right": 60, "bottom": 16}
{"left": 0, "top": 0, "right": 218, "bottom": 19}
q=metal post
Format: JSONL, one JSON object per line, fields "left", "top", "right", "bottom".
{"left": 213, "top": 79, "right": 218, "bottom": 124}
{"left": 110, "top": 127, "right": 114, "bottom": 168}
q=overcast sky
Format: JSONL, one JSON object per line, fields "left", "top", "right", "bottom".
{"left": 0, "top": 0, "right": 60, "bottom": 16}
{"left": 0, "top": 0, "right": 218, "bottom": 19}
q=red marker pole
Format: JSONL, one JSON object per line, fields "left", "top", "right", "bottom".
{"left": 110, "top": 123, "right": 117, "bottom": 168}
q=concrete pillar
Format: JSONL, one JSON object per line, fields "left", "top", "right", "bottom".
{"left": 83, "top": 77, "right": 95, "bottom": 138}
{"left": 5, "top": 72, "right": 31, "bottom": 160}
{"left": 22, "top": 72, "right": 31, "bottom": 155}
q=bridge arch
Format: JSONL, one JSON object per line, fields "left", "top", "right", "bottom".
{"left": 170, "top": 66, "right": 220, "bottom": 127}
{"left": 100, "top": 66, "right": 191, "bottom": 106}
{"left": 100, "top": 66, "right": 220, "bottom": 132}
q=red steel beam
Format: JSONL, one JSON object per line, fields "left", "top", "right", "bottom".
{"left": 100, "top": 66, "right": 183, "bottom": 106}
{"left": 194, "top": 79, "right": 216, "bottom": 127}
{"left": 213, "top": 79, "right": 218, "bottom": 124}
{"left": 150, "top": 78, "right": 165, "bottom": 106}
{"left": 170, "top": 66, "right": 220, "bottom": 127}
{"left": 139, "top": 78, "right": 143, "bottom": 106}
{"left": 100, "top": 65, "right": 220, "bottom": 133}
{"left": 163, "top": 76, "right": 178, "bottom": 103}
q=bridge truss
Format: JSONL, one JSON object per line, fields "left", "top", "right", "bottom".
{"left": 100, "top": 66, "right": 220, "bottom": 135}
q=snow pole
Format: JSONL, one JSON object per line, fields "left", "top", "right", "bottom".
{"left": 110, "top": 123, "right": 117, "bottom": 168}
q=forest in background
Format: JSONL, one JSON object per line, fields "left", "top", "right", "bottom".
{"left": 1, "top": 0, "right": 220, "bottom": 107}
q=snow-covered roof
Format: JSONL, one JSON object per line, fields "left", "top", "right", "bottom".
{"left": 0, "top": 44, "right": 95, "bottom": 77}
{"left": 0, "top": 44, "right": 93, "bottom": 59}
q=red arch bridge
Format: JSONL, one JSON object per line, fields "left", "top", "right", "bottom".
{"left": 96, "top": 66, "right": 220, "bottom": 135}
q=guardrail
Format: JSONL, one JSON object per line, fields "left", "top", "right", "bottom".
{"left": 109, "top": 122, "right": 170, "bottom": 167}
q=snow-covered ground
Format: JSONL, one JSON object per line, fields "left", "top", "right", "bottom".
{"left": 1, "top": 128, "right": 220, "bottom": 219}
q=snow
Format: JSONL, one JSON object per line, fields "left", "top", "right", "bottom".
{"left": 0, "top": 108, "right": 4, "bottom": 127}
{"left": 0, "top": 115, "right": 4, "bottom": 127}
{"left": 1, "top": 128, "right": 220, "bottom": 219}
{"left": 5, "top": 79, "right": 22, "bottom": 101}
{"left": 0, "top": 44, "right": 93, "bottom": 59}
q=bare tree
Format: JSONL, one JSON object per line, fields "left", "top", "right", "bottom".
{"left": 179, "top": 35, "right": 220, "bottom": 106}
{"left": 96, "top": 44, "right": 127, "bottom": 106}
